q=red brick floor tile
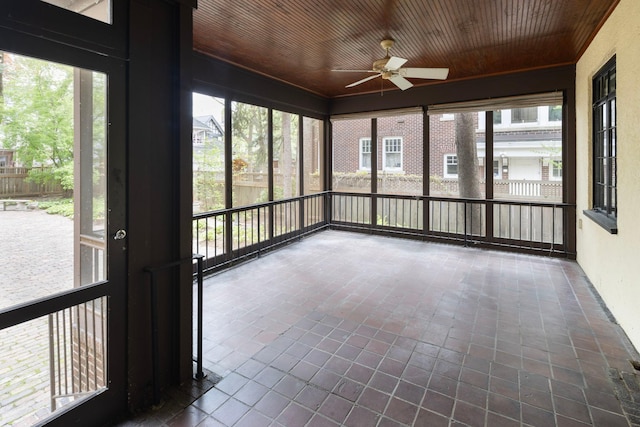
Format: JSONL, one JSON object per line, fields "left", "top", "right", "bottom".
{"left": 457, "top": 382, "right": 488, "bottom": 409}
{"left": 309, "top": 369, "right": 342, "bottom": 391}
{"left": 253, "top": 391, "right": 290, "bottom": 419}
{"left": 488, "top": 392, "right": 520, "bottom": 421}
{"left": 192, "top": 388, "right": 229, "bottom": 414}
{"left": 357, "top": 386, "right": 391, "bottom": 413}
{"left": 210, "top": 398, "right": 249, "bottom": 426}
{"left": 273, "top": 375, "right": 306, "bottom": 399}
{"left": 167, "top": 407, "right": 208, "bottom": 427}
{"left": 521, "top": 403, "right": 555, "bottom": 427}
{"left": 345, "top": 363, "right": 374, "bottom": 384}
{"left": 333, "top": 377, "right": 365, "bottom": 402}
{"left": 452, "top": 400, "right": 486, "bottom": 427}
{"left": 253, "top": 366, "right": 285, "bottom": 388}
{"left": 485, "top": 411, "right": 520, "bottom": 427}
{"left": 116, "top": 232, "right": 640, "bottom": 427}
{"left": 384, "top": 396, "right": 418, "bottom": 425}
{"left": 234, "top": 409, "right": 272, "bottom": 427}
{"left": 368, "top": 371, "right": 399, "bottom": 394}
{"left": 343, "top": 406, "right": 380, "bottom": 427}
{"left": 306, "top": 414, "right": 341, "bottom": 427}
{"left": 421, "top": 389, "right": 454, "bottom": 418}
{"left": 214, "top": 372, "right": 248, "bottom": 396}
{"left": 233, "top": 381, "right": 269, "bottom": 406}
{"left": 413, "top": 408, "right": 450, "bottom": 427}
{"left": 275, "top": 402, "right": 313, "bottom": 426}
{"left": 520, "top": 385, "right": 554, "bottom": 411}
{"left": 290, "top": 360, "right": 320, "bottom": 382}
{"left": 294, "top": 385, "right": 328, "bottom": 411}
{"left": 318, "top": 394, "right": 353, "bottom": 423}
{"left": 393, "top": 380, "right": 424, "bottom": 406}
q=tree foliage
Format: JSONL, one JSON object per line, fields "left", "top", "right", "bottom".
{"left": 0, "top": 53, "right": 74, "bottom": 188}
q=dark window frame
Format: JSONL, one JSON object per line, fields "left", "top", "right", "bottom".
{"left": 585, "top": 56, "right": 617, "bottom": 234}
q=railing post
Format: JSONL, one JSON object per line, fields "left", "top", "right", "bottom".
{"left": 195, "top": 255, "right": 206, "bottom": 380}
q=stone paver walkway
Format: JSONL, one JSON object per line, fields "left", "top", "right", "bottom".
{"left": 0, "top": 209, "right": 73, "bottom": 426}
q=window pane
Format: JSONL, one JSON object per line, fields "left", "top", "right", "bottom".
{"left": 231, "top": 102, "right": 268, "bottom": 206}
{"left": 302, "top": 117, "right": 324, "bottom": 195}
{"left": 548, "top": 105, "right": 562, "bottom": 122}
{"left": 430, "top": 112, "right": 484, "bottom": 198}
{"left": 193, "top": 93, "right": 225, "bottom": 213}
{"left": 378, "top": 114, "right": 422, "bottom": 195}
{"left": 0, "top": 297, "right": 107, "bottom": 425}
{"left": 495, "top": 104, "right": 562, "bottom": 202}
{"left": 360, "top": 138, "right": 372, "bottom": 169}
{"left": 512, "top": 107, "right": 537, "bottom": 123}
{"left": 273, "top": 111, "right": 299, "bottom": 200}
{"left": 41, "top": 0, "right": 111, "bottom": 24}
{"left": 0, "top": 52, "right": 107, "bottom": 307}
{"left": 493, "top": 110, "right": 502, "bottom": 125}
{"left": 332, "top": 118, "right": 371, "bottom": 193}
{"left": 592, "top": 58, "right": 616, "bottom": 216}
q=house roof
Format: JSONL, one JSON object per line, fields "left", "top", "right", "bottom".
{"left": 193, "top": 115, "right": 223, "bottom": 135}
{"left": 193, "top": 0, "right": 619, "bottom": 98}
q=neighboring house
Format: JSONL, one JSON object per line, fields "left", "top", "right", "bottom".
{"left": 0, "top": 149, "right": 15, "bottom": 169}
{"left": 333, "top": 105, "right": 562, "bottom": 199}
{"left": 192, "top": 115, "right": 224, "bottom": 171}
{"left": 192, "top": 115, "right": 223, "bottom": 145}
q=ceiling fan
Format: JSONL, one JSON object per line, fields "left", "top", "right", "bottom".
{"left": 333, "top": 39, "right": 449, "bottom": 91}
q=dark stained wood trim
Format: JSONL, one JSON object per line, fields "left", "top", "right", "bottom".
{"left": 192, "top": 51, "right": 329, "bottom": 119}
{"left": 330, "top": 65, "right": 575, "bottom": 115}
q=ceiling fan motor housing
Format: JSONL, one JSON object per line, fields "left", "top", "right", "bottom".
{"left": 373, "top": 57, "right": 390, "bottom": 72}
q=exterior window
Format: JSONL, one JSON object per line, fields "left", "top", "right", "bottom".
{"left": 548, "top": 105, "right": 562, "bottom": 122}
{"left": 592, "top": 57, "right": 617, "bottom": 224}
{"left": 493, "top": 110, "right": 502, "bottom": 125}
{"left": 383, "top": 137, "right": 402, "bottom": 171}
{"left": 444, "top": 155, "right": 458, "bottom": 177}
{"left": 551, "top": 160, "right": 562, "bottom": 180}
{"left": 360, "top": 138, "right": 371, "bottom": 170}
{"left": 493, "top": 160, "right": 500, "bottom": 177}
{"left": 512, "top": 107, "right": 537, "bottom": 123}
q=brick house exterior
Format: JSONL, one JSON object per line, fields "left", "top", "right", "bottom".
{"left": 332, "top": 107, "right": 562, "bottom": 199}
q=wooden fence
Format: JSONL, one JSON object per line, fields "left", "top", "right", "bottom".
{"left": 0, "top": 167, "right": 65, "bottom": 197}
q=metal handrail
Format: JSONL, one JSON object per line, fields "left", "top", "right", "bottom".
{"left": 143, "top": 254, "right": 205, "bottom": 405}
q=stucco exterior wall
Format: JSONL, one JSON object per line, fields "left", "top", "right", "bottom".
{"left": 576, "top": 0, "right": 640, "bottom": 351}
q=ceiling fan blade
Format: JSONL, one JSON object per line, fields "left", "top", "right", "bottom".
{"left": 400, "top": 67, "right": 449, "bottom": 80}
{"left": 332, "top": 69, "right": 378, "bottom": 73}
{"left": 346, "top": 73, "right": 381, "bottom": 88}
{"left": 389, "top": 75, "right": 413, "bottom": 90}
{"left": 385, "top": 56, "right": 408, "bottom": 71}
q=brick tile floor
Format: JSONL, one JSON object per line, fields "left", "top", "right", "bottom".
{"left": 118, "top": 230, "right": 640, "bottom": 426}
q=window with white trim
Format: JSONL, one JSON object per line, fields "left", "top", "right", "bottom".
{"left": 444, "top": 155, "right": 458, "bottom": 177}
{"left": 383, "top": 137, "right": 402, "bottom": 171}
{"left": 551, "top": 160, "right": 562, "bottom": 180}
{"left": 359, "top": 138, "right": 371, "bottom": 170}
{"left": 512, "top": 107, "right": 538, "bottom": 123}
{"left": 493, "top": 160, "right": 500, "bottom": 178}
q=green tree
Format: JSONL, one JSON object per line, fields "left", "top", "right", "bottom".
{"left": 0, "top": 53, "right": 74, "bottom": 188}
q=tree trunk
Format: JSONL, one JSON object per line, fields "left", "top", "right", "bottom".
{"left": 455, "top": 112, "right": 482, "bottom": 235}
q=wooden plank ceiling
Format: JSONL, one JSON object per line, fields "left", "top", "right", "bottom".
{"left": 193, "top": 0, "right": 618, "bottom": 98}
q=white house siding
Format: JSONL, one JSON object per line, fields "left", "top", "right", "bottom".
{"left": 576, "top": 0, "right": 640, "bottom": 350}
